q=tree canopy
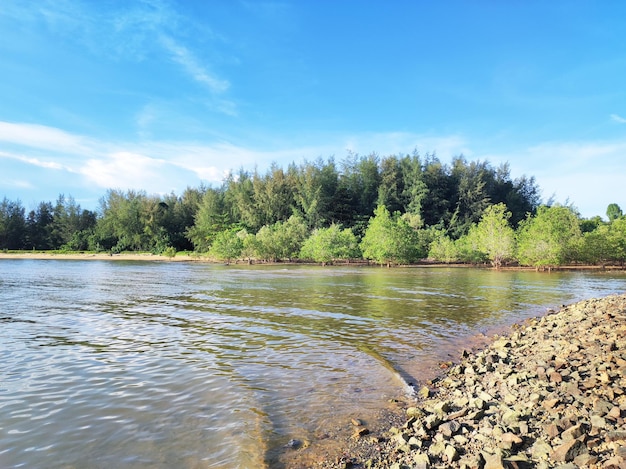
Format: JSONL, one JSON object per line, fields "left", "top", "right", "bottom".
{"left": 1, "top": 152, "right": 622, "bottom": 269}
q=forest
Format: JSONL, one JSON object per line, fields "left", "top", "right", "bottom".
{"left": 0, "top": 152, "right": 624, "bottom": 269}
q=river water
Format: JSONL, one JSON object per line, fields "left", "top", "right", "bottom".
{"left": 1, "top": 260, "right": 625, "bottom": 468}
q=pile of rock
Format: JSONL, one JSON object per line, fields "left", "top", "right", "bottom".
{"left": 354, "top": 294, "right": 626, "bottom": 469}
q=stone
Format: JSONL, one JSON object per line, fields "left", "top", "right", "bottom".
{"left": 406, "top": 406, "right": 423, "bottom": 418}
{"left": 439, "top": 420, "right": 461, "bottom": 438}
{"left": 561, "top": 423, "right": 585, "bottom": 441}
{"left": 428, "top": 441, "right": 446, "bottom": 457}
{"left": 550, "top": 438, "right": 586, "bottom": 462}
{"left": 550, "top": 371, "right": 563, "bottom": 383}
{"left": 590, "top": 414, "right": 607, "bottom": 429}
{"left": 482, "top": 451, "right": 506, "bottom": 469}
{"left": 532, "top": 439, "right": 553, "bottom": 460}
{"left": 412, "top": 452, "right": 430, "bottom": 469}
{"left": 444, "top": 444, "right": 459, "bottom": 462}
{"left": 424, "top": 414, "right": 442, "bottom": 430}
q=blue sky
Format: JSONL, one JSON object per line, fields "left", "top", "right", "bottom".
{"left": 1, "top": 0, "right": 625, "bottom": 219}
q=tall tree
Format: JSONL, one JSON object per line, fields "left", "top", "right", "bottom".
{"left": 448, "top": 157, "right": 490, "bottom": 238}
{"left": 0, "top": 198, "right": 26, "bottom": 250}
{"left": 400, "top": 151, "right": 428, "bottom": 228}
{"left": 186, "top": 188, "right": 230, "bottom": 252}
{"left": 24, "top": 201, "right": 54, "bottom": 249}
{"left": 377, "top": 155, "right": 404, "bottom": 214}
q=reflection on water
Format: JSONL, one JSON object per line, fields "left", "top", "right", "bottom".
{"left": 1, "top": 260, "right": 625, "bottom": 468}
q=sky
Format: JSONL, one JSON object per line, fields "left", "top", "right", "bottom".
{"left": 1, "top": 0, "right": 625, "bottom": 219}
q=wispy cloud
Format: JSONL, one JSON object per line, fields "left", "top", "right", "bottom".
{"left": 2, "top": 0, "right": 233, "bottom": 100}
{"left": 0, "top": 122, "right": 93, "bottom": 155}
{"left": 611, "top": 113, "right": 626, "bottom": 124}
{"left": 159, "top": 35, "right": 230, "bottom": 93}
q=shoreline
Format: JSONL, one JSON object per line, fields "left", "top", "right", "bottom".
{"left": 310, "top": 294, "right": 626, "bottom": 468}
{"left": 1, "top": 252, "right": 625, "bottom": 271}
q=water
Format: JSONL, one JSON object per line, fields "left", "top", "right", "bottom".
{"left": 1, "top": 260, "right": 625, "bottom": 468}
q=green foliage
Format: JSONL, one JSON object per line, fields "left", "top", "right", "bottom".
{"left": 455, "top": 226, "right": 488, "bottom": 264}
{"left": 0, "top": 197, "right": 26, "bottom": 250}
{"left": 607, "top": 203, "right": 623, "bottom": 221}
{"left": 428, "top": 232, "right": 459, "bottom": 263}
{"left": 209, "top": 229, "right": 243, "bottom": 263}
{"left": 516, "top": 205, "right": 582, "bottom": 269}
{"left": 162, "top": 246, "right": 177, "bottom": 258}
{"left": 580, "top": 225, "right": 612, "bottom": 265}
{"left": 253, "top": 215, "right": 309, "bottom": 262}
{"left": 300, "top": 224, "right": 360, "bottom": 265}
{"left": 360, "top": 205, "right": 420, "bottom": 266}
{"left": 471, "top": 203, "right": 516, "bottom": 268}
{"left": 186, "top": 188, "right": 229, "bottom": 252}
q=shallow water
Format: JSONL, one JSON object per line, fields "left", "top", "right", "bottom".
{"left": 1, "top": 260, "right": 625, "bottom": 468}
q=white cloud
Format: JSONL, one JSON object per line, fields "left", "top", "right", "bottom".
{"left": 611, "top": 113, "right": 626, "bottom": 124}
{"left": 0, "top": 121, "right": 92, "bottom": 155}
{"left": 159, "top": 35, "right": 230, "bottom": 94}
{"left": 2, "top": 120, "right": 624, "bottom": 219}
{"left": 480, "top": 139, "right": 626, "bottom": 218}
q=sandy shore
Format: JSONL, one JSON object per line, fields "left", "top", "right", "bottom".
{"left": 0, "top": 252, "right": 205, "bottom": 262}
{"left": 309, "top": 294, "right": 626, "bottom": 469}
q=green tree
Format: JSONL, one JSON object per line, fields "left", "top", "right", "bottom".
{"left": 291, "top": 158, "right": 338, "bottom": 229}
{"left": 607, "top": 217, "right": 626, "bottom": 265}
{"left": 455, "top": 226, "right": 488, "bottom": 264}
{"left": 400, "top": 151, "right": 428, "bottom": 229}
{"left": 0, "top": 197, "right": 26, "bottom": 250}
{"left": 472, "top": 203, "right": 516, "bottom": 268}
{"left": 448, "top": 157, "right": 491, "bottom": 238}
{"left": 24, "top": 201, "right": 54, "bottom": 249}
{"left": 607, "top": 203, "right": 623, "bottom": 221}
{"left": 516, "top": 205, "right": 582, "bottom": 270}
{"left": 210, "top": 228, "right": 243, "bottom": 264}
{"left": 186, "top": 188, "right": 230, "bottom": 252}
{"left": 300, "top": 224, "right": 360, "bottom": 265}
{"left": 93, "top": 189, "right": 150, "bottom": 252}
{"left": 428, "top": 231, "right": 459, "bottom": 264}
{"left": 580, "top": 225, "right": 612, "bottom": 266}
{"left": 377, "top": 155, "right": 404, "bottom": 214}
{"left": 252, "top": 163, "right": 294, "bottom": 227}
{"left": 420, "top": 155, "right": 454, "bottom": 229}
{"left": 360, "top": 205, "right": 420, "bottom": 267}
{"left": 254, "top": 215, "right": 308, "bottom": 262}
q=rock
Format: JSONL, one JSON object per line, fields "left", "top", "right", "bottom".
{"left": 590, "top": 414, "right": 607, "bottom": 429}
{"left": 428, "top": 441, "right": 446, "bottom": 457}
{"left": 532, "top": 439, "right": 553, "bottom": 460}
{"left": 550, "top": 371, "right": 563, "bottom": 383}
{"left": 561, "top": 423, "right": 585, "bottom": 441}
{"left": 439, "top": 420, "right": 461, "bottom": 438}
{"left": 444, "top": 444, "right": 459, "bottom": 462}
{"left": 550, "top": 438, "right": 586, "bottom": 462}
{"left": 352, "top": 427, "right": 370, "bottom": 439}
{"left": 419, "top": 386, "right": 430, "bottom": 399}
{"left": 351, "top": 418, "right": 363, "bottom": 426}
{"left": 482, "top": 451, "right": 506, "bottom": 469}
{"left": 285, "top": 438, "right": 302, "bottom": 449}
{"left": 406, "top": 406, "right": 423, "bottom": 418}
{"left": 412, "top": 452, "right": 430, "bottom": 469}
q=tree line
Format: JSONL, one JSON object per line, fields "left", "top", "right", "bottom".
{"left": 0, "top": 152, "right": 622, "bottom": 269}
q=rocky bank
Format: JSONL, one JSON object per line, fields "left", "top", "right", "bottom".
{"left": 323, "top": 293, "right": 626, "bottom": 469}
